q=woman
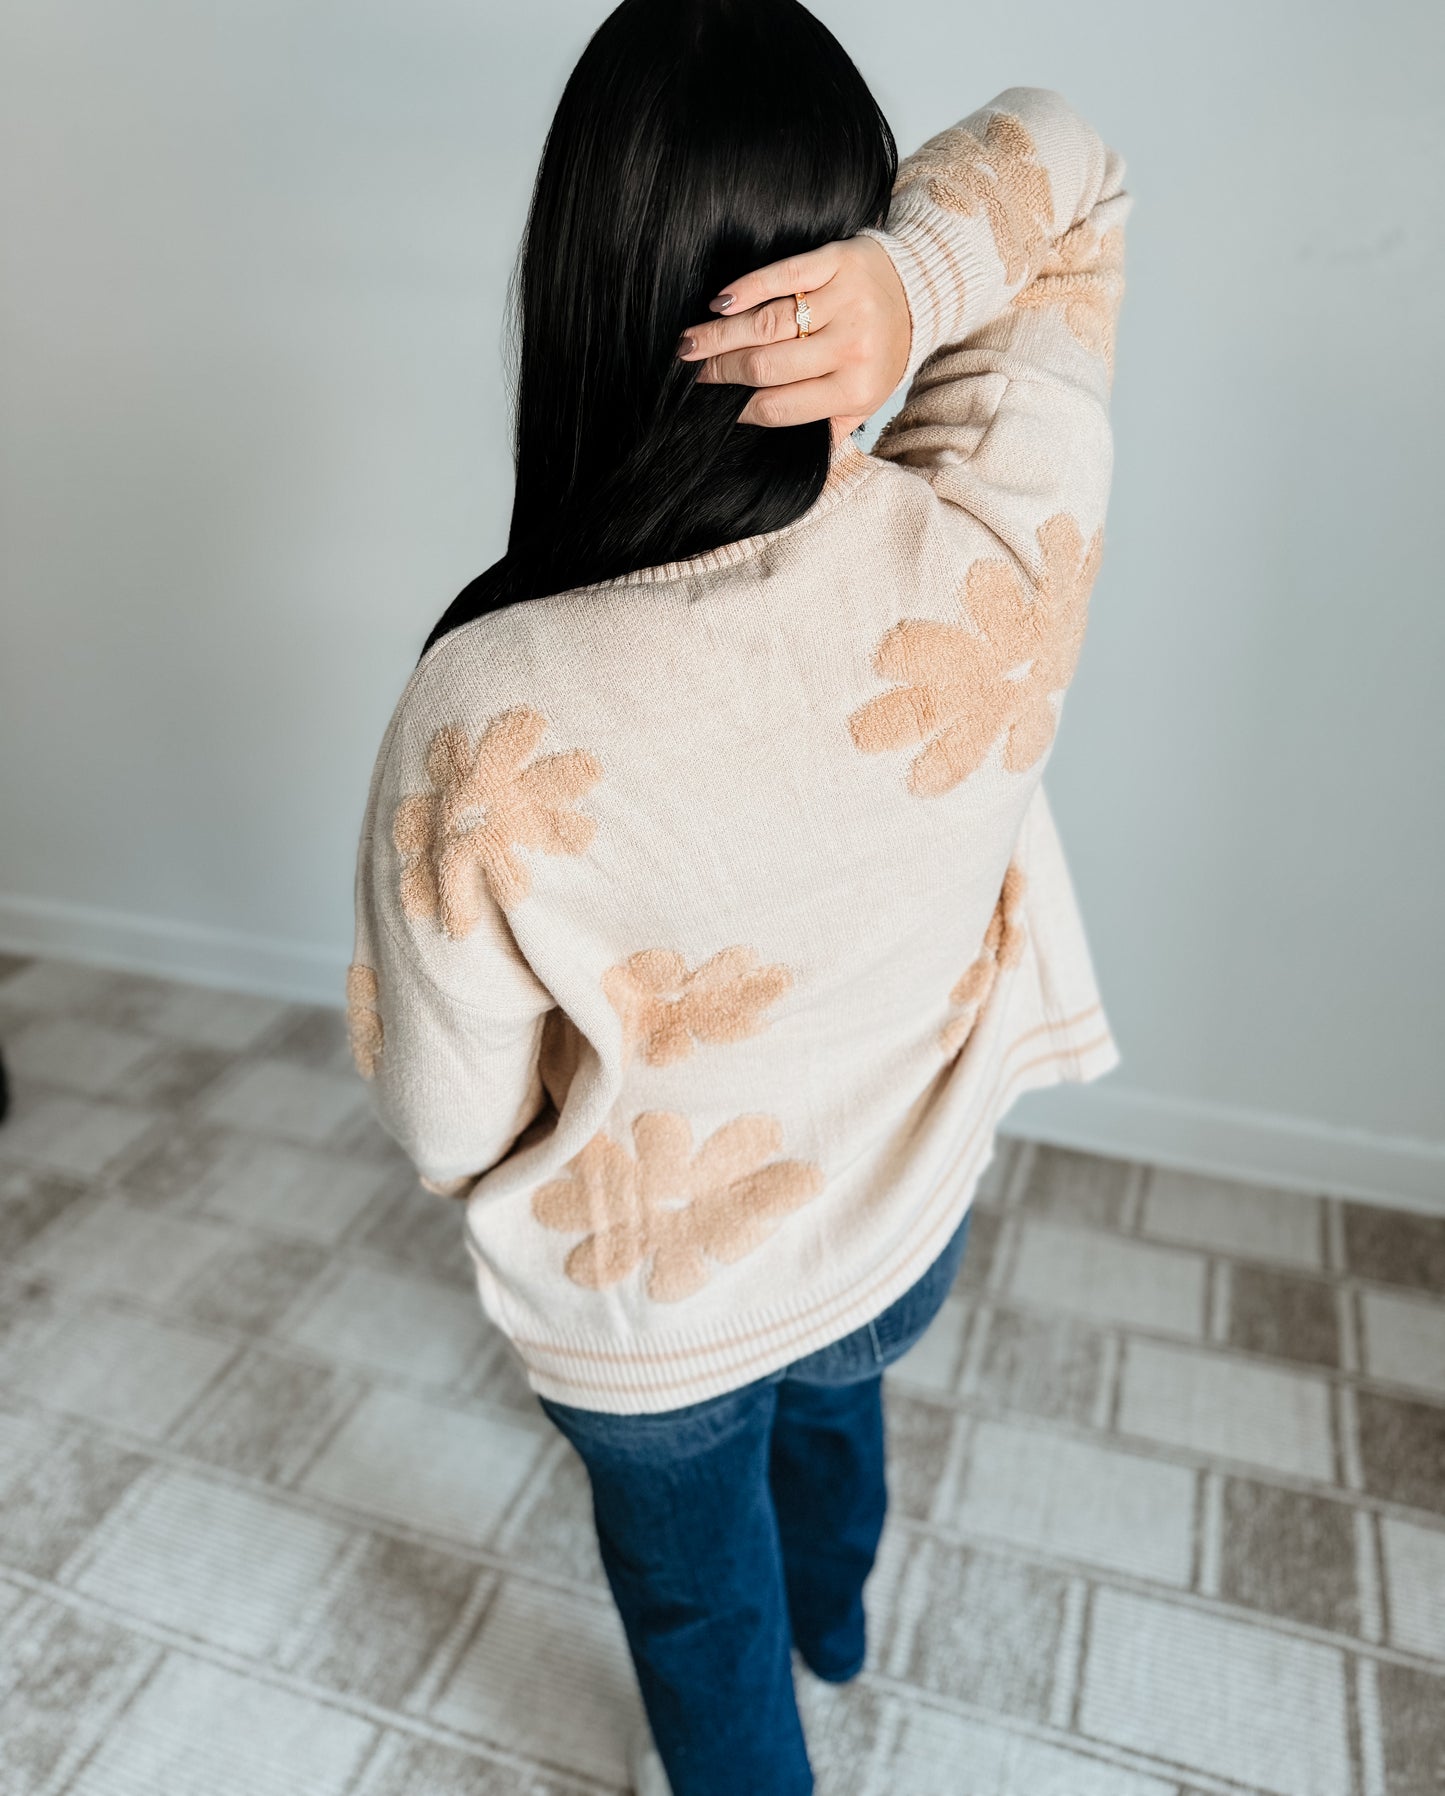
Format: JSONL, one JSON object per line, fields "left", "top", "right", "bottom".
{"left": 348, "top": 2, "right": 1131, "bottom": 1790}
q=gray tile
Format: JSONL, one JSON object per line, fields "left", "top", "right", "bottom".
{"left": 176, "top": 1348, "right": 362, "bottom": 1484}
{"left": 199, "top": 1060, "right": 369, "bottom": 1148}
{"left": 116, "top": 1120, "right": 237, "bottom": 1208}
{"left": 1359, "top": 1288, "right": 1445, "bottom": 1398}
{"left": 883, "top": 1534, "right": 1065, "bottom": 1719}
{"left": 111, "top": 1042, "right": 233, "bottom": 1109}
{"left": 68, "top": 1651, "right": 377, "bottom": 1796}
{"left": 283, "top": 1263, "right": 488, "bottom": 1387}
{"left": 1079, "top": 1586, "right": 1352, "bottom": 1795}
{"left": 0, "top": 1427, "right": 152, "bottom": 1578}
{"left": 72, "top": 1465, "right": 352, "bottom": 1656}
{"left": 0, "top": 1273, "right": 64, "bottom": 1365}
{"left": 884, "top": 1699, "right": 1177, "bottom": 1795}
{"left": 1356, "top": 1389, "right": 1445, "bottom": 1517}
{"left": 0, "top": 959, "right": 127, "bottom": 1015}
{"left": 4, "top": 1014, "right": 159, "bottom": 1095}
{"left": 1017, "top": 1147, "right": 1133, "bottom": 1229}
{"left": 1344, "top": 1203, "right": 1445, "bottom": 1294}
{"left": 494, "top": 1442, "right": 606, "bottom": 1589}
{"left": 91, "top": 975, "right": 292, "bottom": 1051}
{"left": 974, "top": 1305, "right": 1106, "bottom": 1425}
{"left": 0, "top": 1093, "right": 163, "bottom": 1178}
{"left": 357, "top": 1180, "right": 475, "bottom": 1287}
{"left": 0, "top": 1599, "right": 158, "bottom": 1795}
{"left": 176, "top": 1234, "right": 328, "bottom": 1334}
{"left": 881, "top": 1391, "right": 956, "bottom": 1521}
{"left": 1376, "top": 1662, "right": 1445, "bottom": 1796}
{"left": 263, "top": 1004, "right": 355, "bottom": 1074}
{"left": 950, "top": 1420, "right": 1195, "bottom": 1585}
{"left": 795, "top": 1676, "right": 891, "bottom": 1796}
{"left": 953, "top": 1204, "right": 1001, "bottom": 1291}
{"left": 300, "top": 1387, "right": 547, "bottom": 1546}
{"left": 888, "top": 1293, "right": 971, "bottom": 1395}
{"left": 1227, "top": 1263, "right": 1340, "bottom": 1368}
{"left": 1379, "top": 1516, "right": 1445, "bottom": 1658}
{"left": 430, "top": 1578, "right": 642, "bottom": 1784}
{"left": 1218, "top": 1477, "right": 1359, "bottom": 1634}
{"left": 1142, "top": 1170, "right": 1325, "bottom": 1268}
{"left": 20, "top": 1193, "right": 235, "bottom": 1305}
{"left": 291, "top": 1532, "right": 482, "bottom": 1705}
{"left": 356, "top": 1734, "right": 573, "bottom": 1796}
{"left": 1117, "top": 1338, "right": 1335, "bottom": 1482}
{"left": 1009, "top": 1221, "right": 1206, "bottom": 1337}
{"left": 0, "top": 1162, "right": 88, "bottom": 1259}
{"left": 467, "top": 1335, "right": 544, "bottom": 1414}
{"left": 4, "top": 1304, "right": 235, "bottom": 1440}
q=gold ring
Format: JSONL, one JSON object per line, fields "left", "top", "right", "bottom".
{"left": 794, "top": 291, "right": 812, "bottom": 337}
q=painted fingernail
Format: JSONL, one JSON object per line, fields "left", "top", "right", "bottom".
{"left": 708, "top": 293, "right": 735, "bottom": 312}
{"left": 676, "top": 334, "right": 696, "bottom": 357}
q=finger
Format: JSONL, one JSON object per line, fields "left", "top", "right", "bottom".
{"left": 705, "top": 242, "right": 844, "bottom": 318}
{"left": 736, "top": 373, "right": 855, "bottom": 429}
{"left": 679, "top": 289, "right": 833, "bottom": 364}
{"left": 695, "top": 331, "right": 837, "bottom": 391}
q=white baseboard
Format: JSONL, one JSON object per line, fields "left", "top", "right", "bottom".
{"left": 0, "top": 891, "right": 345, "bottom": 1008}
{"left": 1008, "top": 1082, "right": 1445, "bottom": 1217}
{"left": 3, "top": 891, "right": 1441, "bottom": 1215}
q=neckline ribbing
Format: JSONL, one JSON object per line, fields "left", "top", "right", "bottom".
{"left": 565, "top": 436, "right": 877, "bottom": 593}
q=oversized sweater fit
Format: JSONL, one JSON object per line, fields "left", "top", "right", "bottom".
{"left": 349, "top": 85, "right": 1133, "bottom": 1411}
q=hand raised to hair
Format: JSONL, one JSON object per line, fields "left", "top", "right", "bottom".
{"left": 676, "top": 237, "right": 911, "bottom": 432}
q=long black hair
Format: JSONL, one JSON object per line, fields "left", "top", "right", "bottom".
{"left": 421, "top": 0, "right": 896, "bottom": 656}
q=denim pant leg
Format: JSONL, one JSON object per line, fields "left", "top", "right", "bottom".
{"left": 540, "top": 1379, "right": 813, "bottom": 1796}
{"left": 768, "top": 1375, "right": 885, "bottom": 1681}
{"left": 768, "top": 1208, "right": 974, "bottom": 1682}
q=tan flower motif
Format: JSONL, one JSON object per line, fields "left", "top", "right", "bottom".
{"left": 1012, "top": 220, "right": 1126, "bottom": 375}
{"left": 939, "top": 864, "right": 1028, "bottom": 1057}
{"left": 345, "top": 963, "right": 382, "bottom": 1079}
{"left": 393, "top": 708, "right": 601, "bottom": 939}
{"left": 898, "top": 111, "right": 1054, "bottom": 285}
{"left": 602, "top": 946, "right": 792, "bottom": 1067}
{"left": 531, "top": 1112, "right": 825, "bottom": 1303}
{"left": 848, "top": 512, "right": 1103, "bottom": 796}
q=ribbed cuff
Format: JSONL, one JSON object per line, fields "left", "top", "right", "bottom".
{"left": 859, "top": 202, "right": 1003, "bottom": 393}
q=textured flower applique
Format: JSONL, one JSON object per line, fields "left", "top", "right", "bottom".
{"left": 939, "top": 864, "right": 1028, "bottom": 1057}
{"left": 848, "top": 512, "right": 1103, "bottom": 796}
{"left": 393, "top": 708, "right": 601, "bottom": 939}
{"left": 898, "top": 110, "right": 1055, "bottom": 284}
{"left": 531, "top": 1112, "right": 825, "bottom": 1303}
{"left": 345, "top": 963, "right": 382, "bottom": 1079}
{"left": 602, "top": 946, "right": 792, "bottom": 1067}
{"left": 1012, "top": 219, "right": 1126, "bottom": 376}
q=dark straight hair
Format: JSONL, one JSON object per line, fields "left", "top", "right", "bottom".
{"left": 421, "top": 0, "right": 896, "bottom": 656}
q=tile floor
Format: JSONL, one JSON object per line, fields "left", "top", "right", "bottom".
{"left": 0, "top": 951, "right": 1442, "bottom": 1795}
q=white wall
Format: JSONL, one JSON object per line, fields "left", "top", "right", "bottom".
{"left": 2, "top": 0, "right": 1442, "bottom": 1205}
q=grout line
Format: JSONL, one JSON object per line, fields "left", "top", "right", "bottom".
{"left": 1090, "top": 1330, "right": 1121, "bottom": 1433}
{"left": 1208, "top": 1258, "right": 1231, "bottom": 1345}
{"left": 1325, "top": 1196, "right": 1349, "bottom": 1275}
{"left": 926, "top": 1412, "right": 974, "bottom": 1529}
{"left": 1354, "top": 1655, "right": 1389, "bottom": 1796}
{"left": 1121, "top": 1161, "right": 1147, "bottom": 1234}
{"left": 1049, "top": 1575, "right": 1089, "bottom": 1730}
{"left": 1338, "top": 1282, "right": 1362, "bottom": 1376}
{"left": 0, "top": 1563, "right": 619, "bottom": 1795}
{"left": 1195, "top": 1470, "right": 1223, "bottom": 1599}
{"left": 1337, "top": 1382, "right": 1366, "bottom": 1494}
{"left": 1353, "top": 1505, "right": 1384, "bottom": 1646}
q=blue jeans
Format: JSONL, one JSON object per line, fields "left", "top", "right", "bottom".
{"left": 539, "top": 1209, "right": 972, "bottom": 1796}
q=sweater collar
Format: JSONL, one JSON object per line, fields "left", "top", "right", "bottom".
{"left": 569, "top": 435, "right": 876, "bottom": 592}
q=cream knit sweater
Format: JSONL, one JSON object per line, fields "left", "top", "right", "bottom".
{"left": 349, "top": 85, "right": 1131, "bottom": 1411}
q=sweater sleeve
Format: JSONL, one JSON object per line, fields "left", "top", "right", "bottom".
{"left": 857, "top": 86, "right": 1131, "bottom": 563}
{"left": 347, "top": 732, "right": 554, "bottom": 1200}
